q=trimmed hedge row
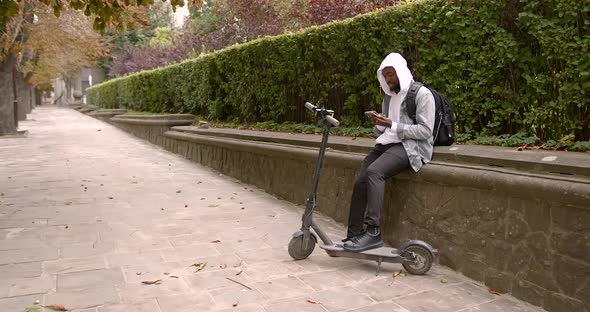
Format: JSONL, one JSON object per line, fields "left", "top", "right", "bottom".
{"left": 88, "top": 0, "right": 590, "bottom": 141}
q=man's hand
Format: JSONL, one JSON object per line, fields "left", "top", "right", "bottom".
{"left": 368, "top": 112, "right": 393, "bottom": 128}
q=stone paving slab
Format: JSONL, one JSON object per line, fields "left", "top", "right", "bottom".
{"left": 0, "top": 106, "right": 547, "bottom": 312}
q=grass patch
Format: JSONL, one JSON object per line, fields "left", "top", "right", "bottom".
{"left": 125, "top": 110, "right": 165, "bottom": 115}
{"left": 208, "top": 121, "right": 590, "bottom": 152}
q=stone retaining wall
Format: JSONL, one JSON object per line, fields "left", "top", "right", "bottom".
{"left": 107, "top": 114, "right": 195, "bottom": 146}
{"left": 88, "top": 112, "right": 590, "bottom": 312}
{"left": 87, "top": 109, "right": 128, "bottom": 123}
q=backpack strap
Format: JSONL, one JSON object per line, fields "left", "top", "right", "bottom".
{"left": 405, "top": 81, "right": 424, "bottom": 123}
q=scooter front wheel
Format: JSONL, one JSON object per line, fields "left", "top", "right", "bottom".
{"left": 288, "top": 235, "right": 316, "bottom": 260}
{"left": 402, "top": 245, "right": 434, "bottom": 275}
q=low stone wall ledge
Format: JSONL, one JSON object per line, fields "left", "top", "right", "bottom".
{"left": 111, "top": 117, "right": 194, "bottom": 127}
{"left": 165, "top": 130, "right": 590, "bottom": 208}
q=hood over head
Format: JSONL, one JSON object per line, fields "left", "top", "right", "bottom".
{"left": 377, "top": 53, "right": 414, "bottom": 96}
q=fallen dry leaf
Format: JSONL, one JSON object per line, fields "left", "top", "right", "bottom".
{"left": 307, "top": 299, "right": 321, "bottom": 304}
{"left": 170, "top": 275, "right": 179, "bottom": 279}
{"left": 220, "top": 264, "right": 227, "bottom": 269}
{"left": 226, "top": 277, "right": 252, "bottom": 290}
{"left": 232, "top": 301, "right": 239, "bottom": 307}
{"left": 211, "top": 240, "right": 221, "bottom": 243}
{"left": 236, "top": 270, "right": 243, "bottom": 276}
{"left": 440, "top": 278, "right": 448, "bottom": 283}
{"left": 136, "top": 272, "right": 142, "bottom": 275}
{"left": 489, "top": 289, "right": 501, "bottom": 296}
{"left": 191, "top": 262, "right": 207, "bottom": 272}
{"left": 393, "top": 271, "right": 401, "bottom": 278}
{"left": 43, "top": 304, "right": 67, "bottom": 311}
{"left": 142, "top": 279, "right": 162, "bottom": 285}
{"left": 163, "top": 272, "right": 170, "bottom": 275}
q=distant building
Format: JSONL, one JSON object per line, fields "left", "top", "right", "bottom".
{"left": 52, "top": 67, "right": 105, "bottom": 105}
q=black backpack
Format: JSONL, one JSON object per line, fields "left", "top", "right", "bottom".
{"left": 405, "top": 81, "right": 456, "bottom": 146}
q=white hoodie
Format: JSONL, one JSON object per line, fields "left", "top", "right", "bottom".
{"left": 372, "top": 53, "right": 436, "bottom": 172}
{"left": 375, "top": 53, "right": 414, "bottom": 145}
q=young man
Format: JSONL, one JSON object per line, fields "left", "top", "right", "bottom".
{"left": 342, "top": 53, "right": 435, "bottom": 252}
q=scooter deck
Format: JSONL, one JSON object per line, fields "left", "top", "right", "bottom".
{"left": 319, "top": 243, "right": 404, "bottom": 264}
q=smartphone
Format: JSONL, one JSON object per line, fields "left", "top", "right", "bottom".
{"left": 364, "top": 110, "right": 377, "bottom": 116}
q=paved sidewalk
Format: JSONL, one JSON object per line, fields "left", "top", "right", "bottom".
{"left": 0, "top": 106, "right": 545, "bottom": 312}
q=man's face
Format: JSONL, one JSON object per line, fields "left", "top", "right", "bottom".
{"left": 382, "top": 66, "right": 400, "bottom": 93}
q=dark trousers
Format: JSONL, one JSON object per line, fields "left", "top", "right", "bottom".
{"left": 347, "top": 143, "right": 410, "bottom": 238}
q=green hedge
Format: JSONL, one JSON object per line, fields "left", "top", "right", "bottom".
{"left": 88, "top": 0, "right": 590, "bottom": 141}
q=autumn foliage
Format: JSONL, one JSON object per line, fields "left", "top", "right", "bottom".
{"left": 22, "top": 6, "right": 106, "bottom": 87}
{"left": 107, "top": 0, "right": 400, "bottom": 77}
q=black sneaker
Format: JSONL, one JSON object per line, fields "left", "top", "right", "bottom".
{"left": 338, "top": 230, "right": 362, "bottom": 245}
{"left": 342, "top": 231, "right": 384, "bottom": 252}
{"left": 335, "top": 237, "right": 351, "bottom": 248}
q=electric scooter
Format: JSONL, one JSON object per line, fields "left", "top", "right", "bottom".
{"left": 288, "top": 102, "right": 438, "bottom": 275}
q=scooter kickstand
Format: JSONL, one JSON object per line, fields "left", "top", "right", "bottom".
{"left": 376, "top": 258, "right": 382, "bottom": 276}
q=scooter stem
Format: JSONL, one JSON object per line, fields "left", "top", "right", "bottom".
{"left": 301, "top": 116, "right": 332, "bottom": 231}
{"left": 309, "top": 123, "right": 332, "bottom": 201}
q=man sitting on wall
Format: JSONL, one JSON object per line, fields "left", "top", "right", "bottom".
{"left": 342, "top": 52, "right": 435, "bottom": 252}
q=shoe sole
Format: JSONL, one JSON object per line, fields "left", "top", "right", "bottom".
{"left": 342, "top": 240, "right": 384, "bottom": 252}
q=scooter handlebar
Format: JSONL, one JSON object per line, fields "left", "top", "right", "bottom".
{"left": 325, "top": 115, "right": 340, "bottom": 127}
{"left": 305, "top": 102, "right": 340, "bottom": 127}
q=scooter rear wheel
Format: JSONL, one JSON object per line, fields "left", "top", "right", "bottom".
{"left": 402, "top": 245, "right": 433, "bottom": 275}
{"left": 288, "top": 235, "right": 316, "bottom": 260}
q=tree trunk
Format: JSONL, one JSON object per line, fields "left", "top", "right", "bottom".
{"left": 65, "top": 76, "right": 72, "bottom": 105}
{"left": 35, "top": 89, "right": 41, "bottom": 107}
{"left": 0, "top": 57, "right": 16, "bottom": 135}
{"left": 15, "top": 66, "right": 31, "bottom": 121}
